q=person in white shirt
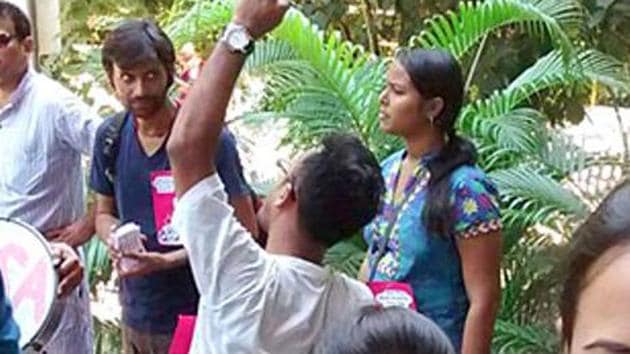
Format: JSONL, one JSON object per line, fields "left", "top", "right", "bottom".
{"left": 0, "top": 2, "right": 99, "bottom": 352}
{"left": 166, "top": 1, "right": 385, "bottom": 352}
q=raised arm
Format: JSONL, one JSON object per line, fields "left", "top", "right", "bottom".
{"left": 167, "top": 0, "right": 290, "bottom": 197}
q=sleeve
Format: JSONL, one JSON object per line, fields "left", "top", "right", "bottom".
{"left": 215, "top": 130, "right": 251, "bottom": 198}
{"left": 450, "top": 173, "right": 502, "bottom": 239}
{"left": 172, "top": 174, "right": 272, "bottom": 305}
{"left": 88, "top": 122, "right": 115, "bottom": 196}
{"left": 54, "top": 88, "right": 103, "bottom": 156}
{"left": 0, "top": 274, "right": 21, "bottom": 354}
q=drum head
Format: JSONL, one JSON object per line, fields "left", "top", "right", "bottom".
{"left": 0, "top": 218, "right": 59, "bottom": 349}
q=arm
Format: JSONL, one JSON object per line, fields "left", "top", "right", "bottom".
{"left": 230, "top": 195, "right": 259, "bottom": 238}
{"left": 94, "top": 193, "right": 119, "bottom": 244}
{"left": 357, "top": 256, "right": 369, "bottom": 282}
{"left": 457, "top": 232, "right": 502, "bottom": 354}
{"left": 167, "top": 0, "right": 289, "bottom": 197}
{"left": 55, "top": 89, "right": 103, "bottom": 156}
{"left": 46, "top": 204, "right": 96, "bottom": 247}
{"left": 120, "top": 249, "right": 188, "bottom": 277}
{"left": 216, "top": 131, "right": 259, "bottom": 237}
{"left": 95, "top": 194, "right": 189, "bottom": 276}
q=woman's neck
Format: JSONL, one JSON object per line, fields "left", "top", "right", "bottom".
{"left": 404, "top": 130, "right": 444, "bottom": 161}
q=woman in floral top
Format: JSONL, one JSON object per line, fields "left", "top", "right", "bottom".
{"left": 360, "top": 49, "right": 502, "bottom": 353}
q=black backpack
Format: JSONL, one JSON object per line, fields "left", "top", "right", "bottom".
{"left": 102, "top": 112, "right": 127, "bottom": 185}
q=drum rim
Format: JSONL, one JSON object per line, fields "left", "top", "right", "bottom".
{"left": 0, "top": 217, "right": 66, "bottom": 350}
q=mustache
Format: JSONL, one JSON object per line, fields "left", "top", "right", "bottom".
{"left": 130, "top": 96, "right": 162, "bottom": 105}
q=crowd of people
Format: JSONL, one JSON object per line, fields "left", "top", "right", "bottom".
{"left": 0, "top": 0, "right": 629, "bottom": 353}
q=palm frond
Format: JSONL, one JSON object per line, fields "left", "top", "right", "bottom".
{"left": 577, "top": 49, "right": 630, "bottom": 93}
{"left": 162, "top": 0, "right": 233, "bottom": 49}
{"left": 465, "top": 108, "right": 547, "bottom": 170}
{"left": 323, "top": 234, "right": 366, "bottom": 277}
{"left": 539, "top": 133, "right": 590, "bottom": 176}
{"left": 493, "top": 319, "right": 559, "bottom": 354}
{"left": 409, "top": 0, "right": 584, "bottom": 59}
{"left": 241, "top": 10, "right": 398, "bottom": 158}
{"left": 490, "top": 164, "right": 588, "bottom": 229}
{"left": 463, "top": 49, "right": 629, "bottom": 126}
{"left": 84, "top": 237, "right": 113, "bottom": 294}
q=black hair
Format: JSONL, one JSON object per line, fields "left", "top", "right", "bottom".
{"left": 396, "top": 48, "right": 477, "bottom": 237}
{"left": 0, "top": 1, "right": 31, "bottom": 40}
{"left": 314, "top": 305, "right": 455, "bottom": 354}
{"left": 560, "top": 181, "right": 630, "bottom": 348}
{"left": 295, "top": 133, "right": 384, "bottom": 247}
{"left": 101, "top": 19, "right": 176, "bottom": 88}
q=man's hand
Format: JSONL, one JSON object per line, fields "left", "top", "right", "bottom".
{"left": 46, "top": 218, "right": 94, "bottom": 248}
{"left": 117, "top": 251, "right": 169, "bottom": 278}
{"left": 50, "top": 242, "right": 84, "bottom": 298}
{"left": 233, "top": 0, "right": 291, "bottom": 39}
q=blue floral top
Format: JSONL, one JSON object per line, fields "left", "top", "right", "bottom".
{"left": 364, "top": 150, "right": 502, "bottom": 352}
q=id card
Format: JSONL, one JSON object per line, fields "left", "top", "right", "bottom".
{"left": 150, "top": 170, "right": 181, "bottom": 246}
{"left": 367, "top": 281, "right": 417, "bottom": 310}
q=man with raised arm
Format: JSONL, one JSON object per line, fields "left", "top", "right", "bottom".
{"left": 167, "top": 0, "right": 385, "bottom": 352}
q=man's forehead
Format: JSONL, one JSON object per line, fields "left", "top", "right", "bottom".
{"left": 113, "top": 59, "right": 163, "bottom": 74}
{"left": 0, "top": 16, "right": 16, "bottom": 34}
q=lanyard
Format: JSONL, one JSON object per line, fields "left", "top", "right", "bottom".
{"left": 368, "top": 157, "right": 430, "bottom": 282}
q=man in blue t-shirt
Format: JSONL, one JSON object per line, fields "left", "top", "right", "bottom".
{"left": 90, "top": 20, "right": 257, "bottom": 353}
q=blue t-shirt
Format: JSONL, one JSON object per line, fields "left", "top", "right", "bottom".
{"left": 89, "top": 113, "right": 251, "bottom": 333}
{"left": 0, "top": 272, "right": 20, "bottom": 354}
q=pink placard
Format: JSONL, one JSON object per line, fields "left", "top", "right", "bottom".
{"left": 367, "top": 281, "right": 417, "bottom": 310}
{"left": 150, "top": 171, "right": 178, "bottom": 245}
{"left": 169, "top": 315, "right": 197, "bottom": 354}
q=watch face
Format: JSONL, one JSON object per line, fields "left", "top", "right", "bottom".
{"left": 231, "top": 30, "right": 249, "bottom": 50}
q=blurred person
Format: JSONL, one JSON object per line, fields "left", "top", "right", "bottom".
{"left": 0, "top": 2, "right": 100, "bottom": 352}
{"left": 561, "top": 181, "right": 630, "bottom": 353}
{"left": 314, "top": 305, "right": 455, "bottom": 354}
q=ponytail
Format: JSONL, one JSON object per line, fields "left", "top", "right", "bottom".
{"left": 395, "top": 48, "right": 472, "bottom": 238}
{"left": 424, "top": 129, "right": 477, "bottom": 237}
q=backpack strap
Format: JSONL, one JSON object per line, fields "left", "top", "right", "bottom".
{"left": 103, "top": 112, "right": 127, "bottom": 185}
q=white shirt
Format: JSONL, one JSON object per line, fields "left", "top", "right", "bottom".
{"left": 173, "top": 174, "right": 374, "bottom": 354}
{"left": 0, "top": 70, "right": 102, "bottom": 231}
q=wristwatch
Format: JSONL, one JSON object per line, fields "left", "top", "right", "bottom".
{"left": 220, "top": 23, "right": 255, "bottom": 55}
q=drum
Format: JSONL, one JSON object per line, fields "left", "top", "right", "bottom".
{"left": 0, "top": 218, "right": 65, "bottom": 352}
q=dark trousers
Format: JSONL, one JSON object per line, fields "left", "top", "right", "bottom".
{"left": 122, "top": 325, "right": 173, "bottom": 354}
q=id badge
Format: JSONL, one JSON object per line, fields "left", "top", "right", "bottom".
{"left": 150, "top": 170, "right": 181, "bottom": 246}
{"left": 367, "top": 281, "right": 417, "bottom": 310}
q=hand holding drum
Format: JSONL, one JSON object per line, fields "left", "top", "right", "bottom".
{"left": 0, "top": 218, "right": 83, "bottom": 351}
{"left": 50, "top": 242, "right": 84, "bottom": 297}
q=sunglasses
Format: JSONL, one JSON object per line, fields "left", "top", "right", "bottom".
{"left": 0, "top": 32, "right": 15, "bottom": 48}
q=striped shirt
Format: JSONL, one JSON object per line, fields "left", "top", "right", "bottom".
{"left": 0, "top": 70, "right": 101, "bottom": 231}
{"left": 0, "top": 69, "right": 101, "bottom": 354}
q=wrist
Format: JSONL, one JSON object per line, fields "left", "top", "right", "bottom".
{"left": 220, "top": 22, "right": 256, "bottom": 55}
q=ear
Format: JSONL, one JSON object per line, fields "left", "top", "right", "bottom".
{"left": 21, "top": 36, "right": 34, "bottom": 54}
{"left": 106, "top": 66, "right": 119, "bottom": 93}
{"left": 272, "top": 182, "right": 295, "bottom": 208}
{"left": 426, "top": 97, "right": 445, "bottom": 123}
